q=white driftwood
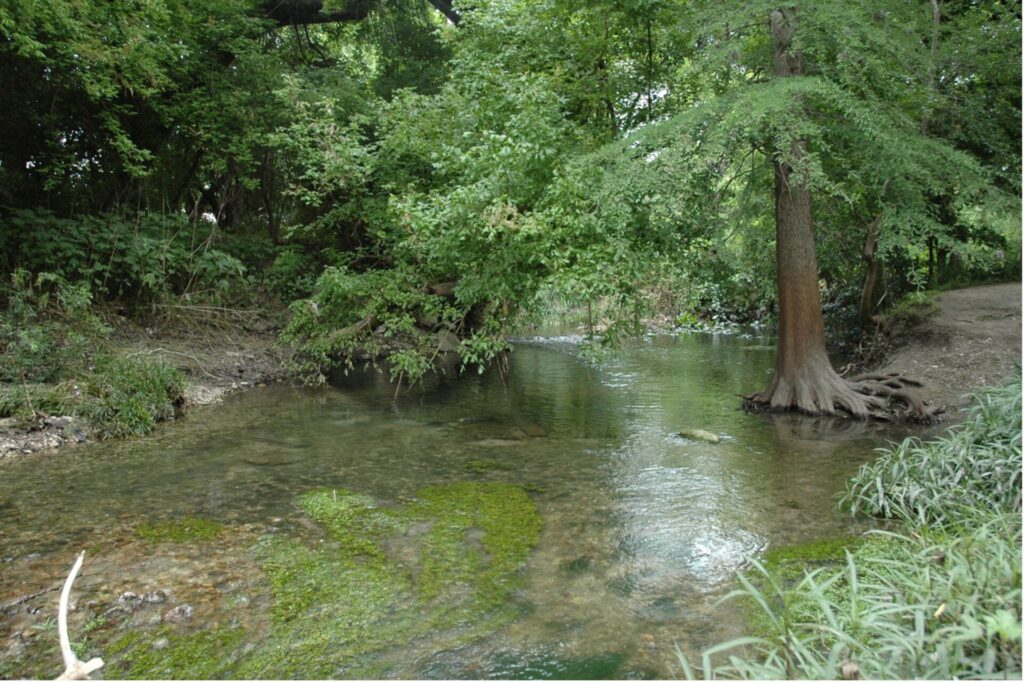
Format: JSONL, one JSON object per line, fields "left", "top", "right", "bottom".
{"left": 55, "top": 552, "right": 104, "bottom": 681}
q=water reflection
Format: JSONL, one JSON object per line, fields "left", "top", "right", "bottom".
{"left": 0, "top": 331, "right": 922, "bottom": 678}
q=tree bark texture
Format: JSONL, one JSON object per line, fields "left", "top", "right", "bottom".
{"left": 858, "top": 215, "right": 883, "bottom": 329}
{"left": 748, "top": 9, "right": 876, "bottom": 417}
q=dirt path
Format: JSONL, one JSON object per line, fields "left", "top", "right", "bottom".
{"left": 874, "top": 282, "right": 1021, "bottom": 420}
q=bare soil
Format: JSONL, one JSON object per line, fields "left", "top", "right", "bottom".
{"left": 872, "top": 282, "right": 1022, "bottom": 420}
{"left": 0, "top": 316, "right": 293, "bottom": 461}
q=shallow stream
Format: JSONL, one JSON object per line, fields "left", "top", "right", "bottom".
{"left": 0, "top": 332, "right": 924, "bottom": 679}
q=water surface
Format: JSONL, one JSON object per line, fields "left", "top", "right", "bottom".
{"left": 0, "top": 332, "right": 920, "bottom": 678}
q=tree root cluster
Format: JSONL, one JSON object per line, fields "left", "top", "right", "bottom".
{"left": 745, "top": 371, "right": 944, "bottom": 424}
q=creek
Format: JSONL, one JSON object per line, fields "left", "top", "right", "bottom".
{"left": 0, "top": 331, "right": 923, "bottom": 679}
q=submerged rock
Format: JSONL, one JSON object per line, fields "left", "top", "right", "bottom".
{"left": 677, "top": 428, "right": 720, "bottom": 444}
{"left": 518, "top": 423, "right": 547, "bottom": 438}
{"left": 163, "top": 604, "right": 193, "bottom": 623}
{"left": 144, "top": 590, "right": 168, "bottom": 604}
{"left": 117, "top": 591, "right": 143, "bottom": 609}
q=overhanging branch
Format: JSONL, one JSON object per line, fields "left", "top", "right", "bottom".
{"left": 265, "top": 0, "right": 461, "bottom": 26}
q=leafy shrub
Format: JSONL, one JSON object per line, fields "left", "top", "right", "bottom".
{"left": 842, "top": 376, "right": 1022, "bottom": 525}
{"left": 264, "top": 247, "right": 319, "bottom": 301}
{"left": 0, "top": 270, "right": 109, "bottom": 383}
{"left": 281, "top": 265, "right": 466, "bottom": 385}
{"left": 72, "top": 355, "right": 185, "bottom": 438}
{"left": 2, "top": 209, "right": 247, "bottom": 306}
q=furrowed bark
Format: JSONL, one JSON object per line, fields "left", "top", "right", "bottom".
{"left": 745, "top": 9, "right": 937, "bottom": 423}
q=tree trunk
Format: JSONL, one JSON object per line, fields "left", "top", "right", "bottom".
{"left": 746, "top": 8, "right": 875, "bottom": 418}
{"left": 858, "top": 215, "right": 883, "bottom": 329}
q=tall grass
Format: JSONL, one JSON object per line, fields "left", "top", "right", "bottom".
{"left": 678, "top": 377, "right": 1022, "bottom": 679}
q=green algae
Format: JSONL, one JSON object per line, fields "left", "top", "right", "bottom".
{"left": 86, "top": 482, "right": 541, "bottom": 679}
{"left": 241, "top": 481, "right": 541, "bottom": 678}
{"left": 464, "top": 458, "right": 513, "bottom": 474}
{"left": 763, "top": 535, "right": 862, "bottom": 578}
{"left": 105, "top": 627, "right": 246, "bottom": 680}
{"left": 137, "top": 517, "right": 223, "bottom": 543}
{"left": 477, "top": 649, "right": 630, "bottom": 679}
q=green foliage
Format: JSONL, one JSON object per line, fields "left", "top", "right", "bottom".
{"left": 72, "top": 355, "right": 185, "bottom": 439}
{"left": 136, "top": 517, "right": 224, "bottom": 543}
{"left": 0, "top": 269, "right": 185, "bottom": 436}
{"left": 679, "top": 376, "right": 1023, "bottom": 679}
{"left": 881, "top": 290, "right": 940, "bottom": 335}
{"left": 0, "top": 270, "right": 108, "bottom": 383}
{"left": 280, "top": 265, "right": 465, "bottom": 384}
{"left": 3, "top": 209, "right": 248, "bottom": 306}
{"left": 0, "top": 383, "right": 68, "bottom": 420}
{"left": 679, "top": 513, "right": 1021, "bottom": 680}
{"left": 842, "top": 376, "right": 1022, "bottom": 525}
{"left": 264, "top": 247, "right": 320, "bottom": 301}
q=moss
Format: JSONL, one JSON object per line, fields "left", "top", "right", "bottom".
{"left": 80, "top": 483, "right": 541, "bottom": 679}
{"left": 105, "top": 626, "right": 246, "bottom": 680}
{"left": 464, "top": 458, "right": 513, "bottom": 474}
{"left": 763, "top": 535, "right": 862, "bottom": 573}
{"left": 239, "top": 482, "right": 541, "bottom": 678}
{"left": 484, "top": 649, "right": 631, "bottom": 679}
{"left": 137, "top": 517, "right": 224, "bottom": 543}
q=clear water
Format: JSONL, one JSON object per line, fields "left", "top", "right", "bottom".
{"left": 0, "top": 332, "right": 921, "bottom": 678}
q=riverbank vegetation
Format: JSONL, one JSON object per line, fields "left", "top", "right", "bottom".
{"left": 1, "top": 0, "right": 1020, "bottom": 423}
{"left": 0, "top": 2, "right": 1020, "bottom": 677}
{"left": 679, "top": 376, "right": 1022, "bottom": 679}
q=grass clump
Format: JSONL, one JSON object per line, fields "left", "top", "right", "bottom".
{"left": 1, "top": 270, "right": 185, "bottom": 437}
{"left": 842, "top": 377, "right": 1021, "bottom": 524}
{"left": 137, "top": 517, "right": 224, "bottom": 543}
{"left": 0, "top": 383, "right": 70, "bottom": 420}
{"left": 679, "top": 376, "right": 1022, "bottom": 679}
{"left": 72, "top": 355, "right": 185, "bottom": 438}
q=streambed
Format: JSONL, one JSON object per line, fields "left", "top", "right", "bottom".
{"left": 0, "top": 332, "right": 921, "bottom": 679}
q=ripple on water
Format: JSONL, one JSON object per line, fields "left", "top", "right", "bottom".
{"left": 0, "top": 332, "right": 916, "bottom": 677}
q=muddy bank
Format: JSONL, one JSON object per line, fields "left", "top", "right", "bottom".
{"left": 0, "top": 326, "right": 293, "bottom": 461}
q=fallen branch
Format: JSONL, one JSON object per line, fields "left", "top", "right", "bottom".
{"left": 55, "top": 552, "right": 103, "bottom": 681}
{"left": 126, "top": 348, "right": 220, "bottom": 380}
{"left": 1, "top": 585, "right": 63, "bottom": 611}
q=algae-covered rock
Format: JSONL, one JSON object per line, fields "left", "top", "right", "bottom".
{"left": 137, "top": 517, "right": 223, "bottom": 543}
{"left": 677, "top": 428, "right": 720, "bottom": 443}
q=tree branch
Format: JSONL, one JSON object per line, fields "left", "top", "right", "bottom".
{"left": 265, "top": 0, "right": 461, "bottom": 27}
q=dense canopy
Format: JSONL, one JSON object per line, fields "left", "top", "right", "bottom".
{"left": 1, "top": 0, "right": 1020, "bottom": 406}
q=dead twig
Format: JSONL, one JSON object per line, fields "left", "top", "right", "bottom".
{"left": 1, "top": 585, "right": 63, "bottom": 611}
{"left": 126, "top": 348, "right": 220, "bottom": 380}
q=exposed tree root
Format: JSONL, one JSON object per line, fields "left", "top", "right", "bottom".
{"left": 745, "top": 368, "right": 943, "bottom": 424}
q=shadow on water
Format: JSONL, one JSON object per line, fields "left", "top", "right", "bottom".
{"left": 0, "top": 331, "right": 924, "bottom": 678}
